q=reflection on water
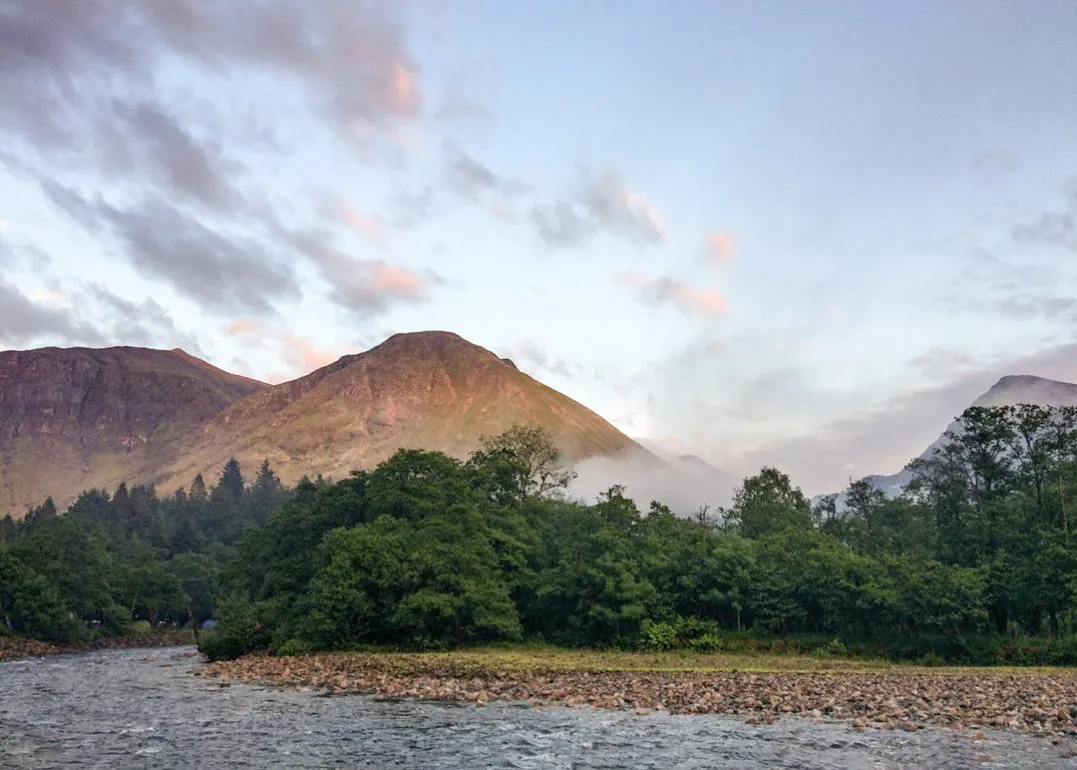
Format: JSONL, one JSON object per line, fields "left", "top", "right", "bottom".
{"left": 2, "top": 647, "right": 1075, "bottom": 769}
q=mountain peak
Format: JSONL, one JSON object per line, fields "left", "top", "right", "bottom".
{"left": 974, "top": 374, "right": 1077, "bottom": 408}
{"left": 152, "top": 330, "right": 646, "bottom": 497}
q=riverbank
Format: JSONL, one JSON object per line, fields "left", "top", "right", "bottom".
{"left": 0, "top": 629, "right": 196, "bottom": 661}
{"left": 196, "top": 647, "right": 1077, "bottom": 738}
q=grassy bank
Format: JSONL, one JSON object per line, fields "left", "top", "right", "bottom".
{"left": 308, "top": 644, "right": 1077, "bottom": 677}
{"left": 197, "top": 644, "right": 1077, "bottom": 737}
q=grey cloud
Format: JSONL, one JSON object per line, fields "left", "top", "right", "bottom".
{"left": 41, "top": 181, "right": 299, "bottom": 315}
{"left": 0, "top": 280, "right": 104, "bottom": 348}
{"left": 443, "top": 145, "right": 527, "bottom": 200}
{"left": 992, "top": 295, "right": 1077, "bottom": 322}
{"left": 3, "top": 0, "right": 432, "bottom": 327}
{"left": 531, "top": 165, "right": 666, "bottom": 249}
{"left": 501, "top": 341, "right": 581, "bottom": 380}
{"left": 0, "top": 1, "right": 422, "bottom": 152}
{"left": 970, "top": 149, "right": 1019, "bottom": 174}
{"left": 101, "top": 201, "right": 299, "bottom": 316}
{"left": 111, "top": 101, "right": 241, "bottom": 208}
{"left": 1012, "top": 177, "right": 1077, "bottom": 252}
{"left": 84, "top": 284, "right": 204, "bottom": 355}
{"left": 1013, "top": 212, "right": 1077, "bottom": 252}
{"left": 531, "top": 202, "right": 595, "bottom": 248}
{"left": 273, "top": 228, "right": 431, "bottom": 318}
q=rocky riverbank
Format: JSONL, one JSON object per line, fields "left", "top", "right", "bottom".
{"left": 197, "top": 651, "right": 1077, "bottom": 739}
{"left": 0, "top": 631, "right": 195, "bottom": 661}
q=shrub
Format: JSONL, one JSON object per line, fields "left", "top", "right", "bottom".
{"left": 275, "top": 638, "right": 313, "bottom": 657}
{"left": 197, "top": 597, "right": 271, "bottom": 662}
{"left": 689, "top": 633, "right": 725, "bottom": 654}
{"left": 638, "top": 620, "right": 678, "bottom": 652}
{"left": 918, "top": 652, "right": 946, "bottom": 667}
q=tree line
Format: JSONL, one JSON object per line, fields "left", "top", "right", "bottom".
{"left": 0, "top": 458, "right": 289, "bottom": 644}
{"left": 5, "top": 407, "right": 1077, "bottom": 665}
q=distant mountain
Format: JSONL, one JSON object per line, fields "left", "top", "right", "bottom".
{"left": 151, "top": 331, "right": 654, "bottom": 496}
{"left": 824, "top": 374, "right": 1077, "bottom": 504}
{"left": 0, "top": 346, "right": 267, "bottom": 516}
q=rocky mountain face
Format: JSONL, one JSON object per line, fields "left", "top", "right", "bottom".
{"left": 146, "top": 331, "right": 656, "bottom": 498}
{"left": 0, "top": 346, "right": 268, "bottom": 516}
{"left": 831, "top": 374, "right": 1077, "bottom": 502}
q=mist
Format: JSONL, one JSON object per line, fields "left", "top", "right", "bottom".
{"left": 568, "top": 452, "right": 739, "bottom": 517}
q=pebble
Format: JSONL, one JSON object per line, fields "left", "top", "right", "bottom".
{"left": 201, "top": 653, "right": 1077, "bottom": 739}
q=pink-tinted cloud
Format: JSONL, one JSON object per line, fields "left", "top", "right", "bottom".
{"left": 225, "top": 317, "right": 347, "bottom": 379}
{"left": 337, "top": 201, "right": 389, "bottom": 248}
{"left": 532, "top": 166, "right": 667, "bottom": 248}
{"left": 705, "top": 231, "right": 735, "bottom": 263}
{"left": 622, "top": 272, "right": 728, "bottom": 319}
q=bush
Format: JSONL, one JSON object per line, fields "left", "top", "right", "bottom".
{"left": 130, "top": 620, "right": 152, "bottom": 634}
{"left": 638, "top": 620, "right": 678, "bottom": 652}
{"left": 275, "top": 638, "right": 313, "bottom": 657}
{"left": 197, "top": 596, "right": 271, "bottom": 662}
{"left": 689, "top": 633, "right": 725, "bottom": 654}
{"left": 918, "top": 652, "right": 946, "bottom": 667}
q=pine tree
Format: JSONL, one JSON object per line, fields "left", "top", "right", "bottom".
{"left": 215, "top": 458, "right": 245, "bottom": 500}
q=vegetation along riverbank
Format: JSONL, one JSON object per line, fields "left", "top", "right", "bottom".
{"left": 0, "top": 628, "right": 195, "bottom": 662}
{"left": 197, "top": 647, "right": 1077, "bottom": 738}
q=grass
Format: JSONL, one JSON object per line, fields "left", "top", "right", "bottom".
{"left": 318, "top": 643, "right": 1077, "bottom": 678}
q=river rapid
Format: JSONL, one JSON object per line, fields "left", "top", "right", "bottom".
{"left": 2, "top": 646, "right": 1076, "bottom": 769}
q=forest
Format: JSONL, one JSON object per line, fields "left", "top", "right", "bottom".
{"left": 4, "top": 405, "right": 1077, "bottom": 666}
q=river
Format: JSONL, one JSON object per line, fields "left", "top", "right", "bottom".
{"left": 2, "top": 646, "right": 1076, "bottom": 768}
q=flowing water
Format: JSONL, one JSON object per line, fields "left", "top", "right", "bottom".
{"left": 2, "top": 646, "right": 1076, "bottom": 769}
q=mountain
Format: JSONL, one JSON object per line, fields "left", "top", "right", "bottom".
{"left": 828, "top": 374, "right": 1077, "bottom": 503}
{"left": 0, "top": 346, "right": 267, "bottom": 516}
{"left": 151, "top": 331, "right": 653, "bottom": 495}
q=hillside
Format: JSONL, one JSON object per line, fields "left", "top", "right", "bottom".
{"left": 152, "top": 331, "right": 654, "bottom": 494}
{"left": 0, "top": 346, "right": 268, "bottom": 516}
{"left": 834, "top": 374, "right": 1077, "bottom": 501}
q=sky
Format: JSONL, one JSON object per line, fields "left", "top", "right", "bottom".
{"left": 2, "top": 0, "right": 1077, "bottom": 495}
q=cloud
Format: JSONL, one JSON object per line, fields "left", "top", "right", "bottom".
{"left": 84, "top": 284, "right": 204, "bottom": 354}
{"left": 41, "top": 181, "right": 299, "bottom": 316}
{"left": 311, "top": 248, "right": 430, "bottom": 317}
{"left": 971, "top": 149, "right": 1019, "bottom": 175}
{"left": 531, "top": 165, "right": 667, "bottom": 249}
{"left": 434, "top": 87, "right": 490, "bottom": 124}
{"left": 689, "top": 340, "right": 1077, "bottom": 496}
{"left": 225, "top": 318, "right": 347, "bottom": 379}
{"left": 991, "top": 295, "right": 1077, "bottom": 323}
{"left": 704, "top": 231, "right": 735, "bottom": 263}
{"left": 1, "top": 0, "right": 440, "bottom": 334}
{"left": 1012, "top": 177, "right": 1077, "bottom": 252}
{"left": 0, "top": 280, "right": 104, "bottom": 348}
{"left": 336, "top": 201, "right": 390, "bottom": 249}
{"left": 621, "top": 272, "right": 728, "bottom": 318}
{"left": 1013, "top": 212, "right": 1077, "bottom": 252}
{"left": 442, "top": 145, "right": 527, "bottom": 200}
{"left": 0, "top": 1, "right": 425, "bottom": 153}
{"left": 500, "top": 340, "right": 581, "bottom": 380}
{"left": 0, "top": 221, "right": 9, "bottom": 232}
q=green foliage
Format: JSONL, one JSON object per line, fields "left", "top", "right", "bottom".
{"left": 197, "top": 595, "right": 271, "bottom": 662}
{"left": 638, "top": 620, "right": 679, "bottom": 652}
{"left": 274, "top": 637, "right": 313, "bottom": 657}
{"left": 13, "top": 413, "right": 1077, "bottom": 667}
